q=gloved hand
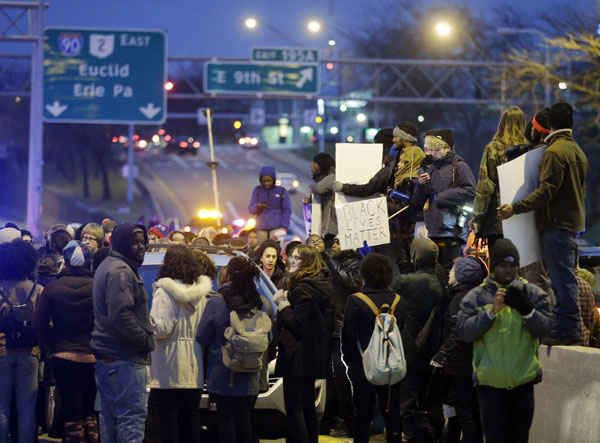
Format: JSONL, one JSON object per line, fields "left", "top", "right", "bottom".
{"left": 358, "top": 240, "right": 372, "bottom": 257}
{"left": 273, "top": 289, "right": 291, "bottom": 311}
{"left": 503, "top": 280, "right": 533, "bottom": 316}
{"left": 333, "top": 181, "right": 344, "bottom": 192}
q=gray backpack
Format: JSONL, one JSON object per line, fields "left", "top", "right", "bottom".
{"left": 222, "top": 308, "right": 271, "bottom": 373}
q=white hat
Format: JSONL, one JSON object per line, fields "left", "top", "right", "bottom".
{"left": 0, "top": 228, "right": 21, "bottom": 244}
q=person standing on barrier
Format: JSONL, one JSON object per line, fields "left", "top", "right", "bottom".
{"left": 457, "top": 239, "right": 552, "bottom": 443}
{"left": 498, "top": 102, "right": 588, "bottom": 346}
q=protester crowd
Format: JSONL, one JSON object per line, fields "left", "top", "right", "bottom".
{"left": 0, "top": 101, "right": 596, "bottom": 443}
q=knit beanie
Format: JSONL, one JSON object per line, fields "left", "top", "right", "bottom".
{"left": 431, "top": 129, "right": 454, "bottom": 148}
{"left": 374, "top": 128, "right": 394, "bottom": 151}
{"left": 62, "top": 240, "right": 92, "bottom": 268}
{"left": 489, "top": 238, "right": 520, "bottom": 270}
{"left": 393, "top": 122, "right": 418, "bottom": 142}
{"left": 149, "top": 224, "right": 169, "bottom": 239}
{"left": 102, "top": 220, "right": 117, "bottom": 234}
{"left": 454, "top": 255, "right": 488, "bottom": 285}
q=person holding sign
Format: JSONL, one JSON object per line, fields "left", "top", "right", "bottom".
{"left": 414, "top": 129, "right": 476, "bottom": 274}
{"left": 498, "top": 102, "right": 588, "bottom": 346}
{"left": 307, "top": 153, "right": 338, "bottom": 247}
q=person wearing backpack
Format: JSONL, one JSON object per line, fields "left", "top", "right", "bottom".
{"left": 341, "top": 252, "right": 406, "bottom": 443}
{"left": 272, "top": 245, "right": 334, "bottom": 443}
{"left": 248, "top": 166, "right": 291, "bottom": 244}
{"left": 0, "top": 239, "right": 44, "bottom": 443}
{"left": 33, "top": 240, "right": 99, "bottom": 442}
{"left": 196, "top": 256, "right": 272, "bottom": 443}
{"left": 390, "top": 237, "right": 446, "bottom": 443}
{"left": 146, "top": 245, "right": 213, "bottom": 443}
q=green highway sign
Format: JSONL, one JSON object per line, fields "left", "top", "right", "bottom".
{"left": 204, "top": 62, "right": 320, "bottom": 96}
{"left": 251, "top": 47, "right": 319, "bottom": 64}
{"left": 43, "top": 27, "right": 167, "bottom": 124}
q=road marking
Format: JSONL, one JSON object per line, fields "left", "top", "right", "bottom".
{"left": 169, "top": 154, "right": 190, "bottom": 170}
{"left": 225, "top": 201, "right": 240, "bottom": 220}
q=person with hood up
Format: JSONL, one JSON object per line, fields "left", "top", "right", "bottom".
{"left": 431, "top": 256, "right": 489, "bottom": 443}
{"left": 272, "top": 245, "right": 334, "bottom": 443}
{"left": 307, "top": 153, "right": 337, "bottom": 247}
{"left": 390, "top": 238, "right": 446, "bottom": 443}
{"left": 248, "top": 166, "right": 292, "bottom": 244}
{"left": 90, "top": 222, "right": 155, "bottom": 443}
{"left": 457, "top": 239, "right": 552, "bottom": 443}
{"left": 196, "top": 256, "right": 272, "bottom": 443}
{"left": 415, "top": 129, "right": 476, "bottom": 273}
{"left": 146, "top": 245, "right": 212, "bottom": 443}
{"left": 471, "top": 107, "right": 527, "bottom": 252}
{"left": 33, "top": 240, "right": 99, "bottom": 443}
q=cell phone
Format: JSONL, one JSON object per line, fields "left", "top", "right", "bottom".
{"left": 417, "top": 167, "right": 425, "bottom": 175}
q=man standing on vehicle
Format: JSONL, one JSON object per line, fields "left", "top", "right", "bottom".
{"left": 91, "top": 222, "right": 156, "bottom": 443}
{"left": 498, "top": 102, "right": 588, "bottom": 346}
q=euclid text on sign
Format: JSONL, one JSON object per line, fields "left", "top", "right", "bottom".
{"left": 336, "top": 197, "right": 391, "bottom": 250}
{"left": 43, "top": 28, "right": 167, "bottom": 124}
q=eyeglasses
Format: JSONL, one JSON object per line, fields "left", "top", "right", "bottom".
{"left": 82, "top": 235, "right": 98, "bottom": 243}
{"left": 307, "top": 238, "right": 324, "bottom": 245}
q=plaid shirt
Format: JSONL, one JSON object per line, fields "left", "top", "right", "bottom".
{"left": 576, "top": 275, "right": 595, "bottom": 347}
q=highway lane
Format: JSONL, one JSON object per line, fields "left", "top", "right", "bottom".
{"left": 137, "top": 145, "right": 314, "bottom": 237}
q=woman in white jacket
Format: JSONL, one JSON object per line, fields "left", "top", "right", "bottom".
{"left": 146, "top": 245, "right": 215, "bottom": 443}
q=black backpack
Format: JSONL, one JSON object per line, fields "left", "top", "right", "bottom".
{"left": 0, "top": 282, "right": 39, "bottom": 349}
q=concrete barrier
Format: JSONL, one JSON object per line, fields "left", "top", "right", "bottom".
{"left": 530, "top": 345, "right": 600, "bottom": 443}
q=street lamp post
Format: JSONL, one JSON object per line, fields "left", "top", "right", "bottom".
{"left": 497, "top": 27, "right": 551, "bottom": 108}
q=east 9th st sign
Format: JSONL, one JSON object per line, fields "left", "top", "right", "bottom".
{"left": 43, "top": 27, "right": 167, "bottom": 124}
{"left": 204, "top": 62, "right": 320, "bottom": 96}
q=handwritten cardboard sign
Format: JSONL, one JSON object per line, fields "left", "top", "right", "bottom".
{"left": 336, "top": 197, "right": 390, "bottom": 250}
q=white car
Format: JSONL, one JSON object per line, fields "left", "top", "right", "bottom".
{"left": 276, "top": 172, "right": 300, "bottom": 193}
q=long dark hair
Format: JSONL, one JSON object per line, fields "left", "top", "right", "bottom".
{"left": 0, "top": 240, "right": 38, "bottom": 282}
{"left": 226, "top": 256, "right": 261, "bottom": 309}
{"left": 288, "top": 244, "right": 324, "bottom": 290}
{"left": 157, "top": 245, "right": 201, "bottom": 285}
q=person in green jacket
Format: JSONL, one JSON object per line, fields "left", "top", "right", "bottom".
{"left": 457, "top": 239, "right": 553, "bottom": 443}
{"left": 498, "top": 102, "right": 588, "bottom": 346}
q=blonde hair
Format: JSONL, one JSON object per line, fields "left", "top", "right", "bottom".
{"left": 82, "top": 223, "right": 105, "bottom": 245}
{"left": 289, "top": 244, "right": 324, "bottom": 289}
{"left": 493, "top": 107, "right": 527, "bottom": 147}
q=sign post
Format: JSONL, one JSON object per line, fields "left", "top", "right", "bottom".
{"left": 204, "top": 62, "right": 320, "bottom": 96}
{"left": 43, "top": 27, "right": 167, "bottom": 124}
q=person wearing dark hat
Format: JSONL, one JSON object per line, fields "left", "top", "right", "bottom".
{"left": 457, "top": 239, "right": 552, "bottom": 443}
{"left": 498, "top": 102, "right": 588, "bottom": 346}
{"left": 33, "top": 240, "right": 99, "bottom": 442}
{"left": 431, "top": 255, "right": 488, "bottom": 443}
{"left": 307, "top": 153, "right": 337, "bottom": 247}
{"left": 90, "top": 222, "right": 155, "bottom": 443}
{"left": 333, "top": 122, "right": 423, "bottom": 273}
{"left": 249, "top": 165, "right": 292, "bottom": 244}
{"left": 471, "top": 107, "right": 527, "bottom": 252}
{"left": 415, "top": 128, "right": 476, "bottom": 274}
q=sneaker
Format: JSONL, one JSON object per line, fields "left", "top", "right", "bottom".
{"left": 542, "top": 335, "right": 580, "bottom": 346}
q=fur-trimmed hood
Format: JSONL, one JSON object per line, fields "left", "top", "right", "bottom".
{"left": 153, "top": 275, "right": 212, "bottom": 312}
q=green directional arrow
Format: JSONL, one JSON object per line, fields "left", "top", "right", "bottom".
{"left": 204, "top": 62, "right": 320, "bottom": 95}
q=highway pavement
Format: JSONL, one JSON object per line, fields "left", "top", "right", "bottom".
{"left": 137, "top": 145, "right": 314, "bottom": 237}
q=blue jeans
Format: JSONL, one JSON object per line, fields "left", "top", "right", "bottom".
{"left": 0, "top": 353, "right": 38, "bottom": 443}
{"left": 95, "top": 360, "right": 148, "bottom": 443}
{"left": 542, "top": 229, "right": 580, "bottom": 337}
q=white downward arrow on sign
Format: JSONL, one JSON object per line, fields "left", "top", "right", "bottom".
{"left": 45, "top": 101, "right": 68, "bottom": 117}
{"left": 139, "top": 103, "right": 162, "bottom": 119}
{"left": 295, "top": 68, "right": 314, "bottom": 88}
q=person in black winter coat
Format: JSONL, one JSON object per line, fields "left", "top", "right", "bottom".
{"left": 341, "top": 253, "right": 406, "bottom": 443}
{"left": 272, "top": 245, "right": 334, "bottom": 443}
{"left": 390, "top": 238, "right": 446, "bottom": 443}
{"left": 322, "top": 237, "right": 362, "bottom": 437}
{"left": 33, "top": 240, "right": 99, "bottom": 442}
{"left": 431, "top": 256, "right": 488, "bottom": 443}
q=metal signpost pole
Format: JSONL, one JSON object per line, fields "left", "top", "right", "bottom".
{"left": 205, "top": 109, "right": 221, "bottom": 227}
{"left": 127, "top": 123, "right": 134, "bottom": 202}
{"left": 26, "top": 0, "right": 44, "bottom": 240}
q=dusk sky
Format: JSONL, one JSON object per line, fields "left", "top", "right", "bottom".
{"left": 38, "top": 0, "right": 581, "bottom": 57}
